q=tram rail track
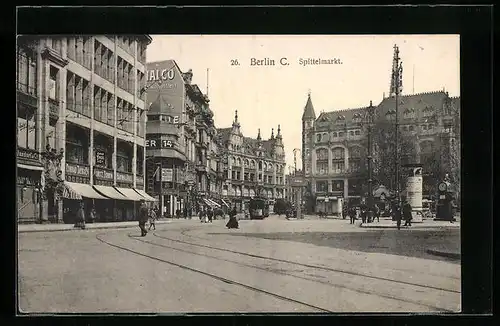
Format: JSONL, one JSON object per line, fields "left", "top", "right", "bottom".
{"left": 129, "top": 232, "right": 456, "bottom": 312}
{"left": 154, "top": 228, "right": 460, "bottom": 294}
{"left": 95, "top": 233, "right": 332, "bottom": 313}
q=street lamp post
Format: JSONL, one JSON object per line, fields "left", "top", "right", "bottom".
{"left": 366, "top": 100, "right": 375, "bottom": 222}
{"left": 394, "top": 60, "right": 403, "bottom": 205}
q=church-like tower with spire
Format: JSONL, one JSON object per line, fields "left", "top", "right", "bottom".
{"left": 215, "top": 110, "right": 287, "bottom": 212}
{"left": 298, "top": 44, "right": 460, "bottom": 215}
{"left": 302, "top": 91, "right": 316, "bottom": 176}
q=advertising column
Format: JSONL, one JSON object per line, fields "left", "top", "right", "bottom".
{"left": 405, "top": 166, "right": 423, "bottom": 222}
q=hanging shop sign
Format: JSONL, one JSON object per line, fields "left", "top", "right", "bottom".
{"left": 145, "top": 139, "right": 175, "bottom": 148}
{"left": 161, "top": 168, "right": 173, "bottom": 182}
{"left": 95, "top": 151, "right": 106, "bottom": 166}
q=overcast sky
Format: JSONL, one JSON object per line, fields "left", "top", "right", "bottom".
{"left": 146, "top": 35, "right": 460, "bottom": 171}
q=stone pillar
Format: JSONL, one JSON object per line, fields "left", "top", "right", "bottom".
{"left": 132, "top": 40, "right": 138, "bottom": 188}
{"left": 311, "top": 149, "right": 317, "bottom": 174}
{"left": 344, "top": 147, "right": 349, "bottom": 174}
{"left": 328, "top": 179, "right": 333, "bottom": 192}
{"left": 328, "top": 148, "right": 332, "bottom": 174}
{"left": 343, "top": 178, "right": 348, "bottom": 199}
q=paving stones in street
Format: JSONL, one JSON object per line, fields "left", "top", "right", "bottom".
{"left": 18, "top": 217, "right": 460, "bottom": 313}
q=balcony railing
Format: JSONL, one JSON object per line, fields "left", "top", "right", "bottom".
{"left": 66, "top": 162, "right": 90, "bottom": 177}
{"left": 17, "top": 83, "right": 38, "bottom": 108}
{"left": 116, "top": 171, "right": 134, "bottom": 184}
{"left": 48, "top": 98, "right": 59, "bottom": 119}
{"left": 17, "top": 147, "right": 40, "bottom": 163}
{"left": 93, "top": 167, "right": 113, "bottom": 181}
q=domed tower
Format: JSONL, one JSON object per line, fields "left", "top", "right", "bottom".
{"left": 273, "top": 125, "right": 285, "bottom": 161}
{"left": 302, "top": 91, "right": 316, "bottom": 176}
{"left": 228, "top": 110, "right": 243, "bottom": 151}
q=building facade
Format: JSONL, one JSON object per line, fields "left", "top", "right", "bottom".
{"left": 302, "top": 46, "right": 460, "bottom": 213}
{"left": 216, "top": 112, "right": 286, "bottom": 212}
{"left": 145, "top": 62, "right": 222, "bottom": 217}
{"left": 17, "top": 35, "right": 153, "bottom": 224}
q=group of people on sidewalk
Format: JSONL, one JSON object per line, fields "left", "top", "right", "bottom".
{"left": 344, "top": 198, "right": 413, "bottom": 230}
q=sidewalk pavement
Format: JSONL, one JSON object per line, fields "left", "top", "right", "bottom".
{"left": 359, "top": 219, "right": 460, "bottom": 229}
{"left": 17, "top": 218, "right": 190, "bottom": 233}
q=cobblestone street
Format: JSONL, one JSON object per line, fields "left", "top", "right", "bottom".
{"left": 18, "top": 215, "right": 460, "bottom": 313}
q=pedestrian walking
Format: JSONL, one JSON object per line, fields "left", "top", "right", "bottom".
{"left": 148, "top": 207, "right": 157, "bottom": 230}
{"left": 349, "top": 206, "right": 357, "bottom": 225}
{"left": 374, "top": 204, "right": 380, "bottom": 223}
{"left": 138, "top": 200, "right": 149, "bottom": 236}
{"left": 226, "top": 206, "right": 239, "bottom": 229}
{"left": 360, "top": 203, "right": 367, "bottom": 224}
{"left": 89, "top": 206, "right": 96, "bottom": 224}
{"left": 207, "top": 207, "right": 214, "bottom": 223}
{"left": 392, "top": 201, "right": 402, "bottom": 230}
{"left": 199, "top": 207, "right": 208, "bottom": 223}
{"left": 403, "top": 199, "right": 413, "bottom": 227}
{"left": 74, "top": 201, "right": 86, "bottom": 229}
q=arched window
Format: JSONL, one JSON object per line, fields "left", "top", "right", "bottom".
{"left": 322, "top": 132, "right": 329, "bottom": 142}
{"left": 331, "top": 147, "right": 344, "bottom": 160}
{"left": 250, "top": 160, "right": 256, "bottom": 168}
{"left": 244, "top": 159, "right": 249, "bottom": 167}
{"left": 258, "top": 161, "right": 263, "bottom": 170}
{"left": 316, "top": 133, "right": 322, "bottom": 143}
{"left": 269, "top": 163, "right": 273, "bottom": 171}
{"left": 419, "top": 140, "right": 435, "bottom": 166}
{"left": 349, "top": 131, "right": 354, "bottom": 136}
{"left": 331, "top": 147, "right": 345, "bottom": 174}
{"left": 315, "top": 148, "right": 328, "bottom": 174}
{"left": 316, "top": 148, "right": 328, "bottom": 160}
{"left": 236, "top": 157, "right": 241, "bottom": 166}
{"left": 348, "top": 146, "right": 363, "bottom": 172}
{"left": 332, "top": 132, "right": 337, "bottom": 138}
{"left": 231, "top": 157, "right": 236, "bottom": 165}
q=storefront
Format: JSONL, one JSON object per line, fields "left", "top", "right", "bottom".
{"left": 17, "top": 164, "right": 44, "bottom": 224}
{"left": 316, "top": 196, "right": 343, "bottom": 215}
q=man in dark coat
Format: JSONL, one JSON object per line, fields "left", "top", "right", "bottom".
{"left": 226, "top": 206, "right": 239, "bottom": 229}
{"left": 139, "top": 200, "right": 149, "bottom": 236}
{"left": 207, "top": 207, "right": 214, "bottom": 223}
{"left": 392, "top": 200, "right": 402, "bottom": 230}
{"left": 349, "top": 205, "right": 357, "bottom": 225}
{"left": 403, "top": 199, "right": 413, "bottom": 227}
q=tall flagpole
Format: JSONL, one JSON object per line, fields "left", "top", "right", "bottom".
{"left": 413, "top": 64, "right": 415, "bottom": 94}
{"left": 206, "top": 68, "right": 209, "bottom": 96}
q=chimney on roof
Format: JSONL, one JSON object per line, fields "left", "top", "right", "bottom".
{"left": 183, "top": 69, "right": 193, "bottom": 85}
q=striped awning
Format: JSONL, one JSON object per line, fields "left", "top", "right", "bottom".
{"left": 202, "top": 198, "right": 213, "bottom": 207}
{"left": 207, "top": 199, "right": 221, "bottom": 208}
{"left": 115, "top": 187, "right": 146, "bottom": 201}
{"left": 134, "top": 189, "right": 158, "bottom": 202}
{"left": 221, "top": 199, "right": 230, "bottom": 208}
{"left": 93, "top": 185, "right": 131, "bottom": 201}
{"left": 63, "top": 182, "right": 107, "bottom": 200}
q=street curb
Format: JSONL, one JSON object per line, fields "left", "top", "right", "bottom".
{"left": 426, "top": 249, "right": 461, "bottom": 260}
{"left": 17, "top": 220, "right": 178, "bottom": 233}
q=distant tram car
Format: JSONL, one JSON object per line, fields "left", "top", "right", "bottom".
{"left": 249, "top": 197, "right": 269, "bottom": 220}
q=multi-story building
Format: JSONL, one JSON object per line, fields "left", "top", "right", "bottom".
{"left": 17, "top": 35, "right": 153, "bottom": 224}
{"left": 302, "top": 45, "right": 460, "bottom": 213}
{"left": 216, "top": 112, "right": 286, "bottom": 212}
{"left": 145, "top": 62, "right": 221, "bottom": 217}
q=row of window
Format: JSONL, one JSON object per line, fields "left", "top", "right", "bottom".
{"left": 93, "top": 40, "right": 145, "bottom": 99}
{"left": 66, "top": 37, "right": 92, "bottom": 70}
{"left": 315, "top": 161, "right": 363, "bottom": 175}
{"left": 17, "top": 46, "right": 37, "bottom": 96}
{"left": 316, "top": 130, "right": 361, "bottom": 143}
{"left": 315, "top": 147, "right": 362, "bottom": 160}
{"left": 230, "top": 157, "right": 284, "bottom": 172}
{"left": 229, "top": 170, "right": 284, "bottom": 185}
{"left": 65, "top": 127, "right": 143, "bottom": 173}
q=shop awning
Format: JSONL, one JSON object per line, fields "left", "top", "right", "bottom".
{"left": 207, "top": 199, "right": 221, "bottom": 208}
{"left": 93, "top": 185, "right": 131, "bottom": 201}
{"left": 63, "top": 182, "right": 107, "bottom": 200}
{"left": 221, "top": 199, "right": 230, "bottom": 208}
{"left": 17, "top": 163, "right": 44, "bottom": 171}
{"left": 134, "top": 189, "right": 158, "bottom": 202}
{"left": 202, "top": 198, "right": 214, "bottom": 207}
{"left": 115, "top": 187, "right": 146, "bottom": 201}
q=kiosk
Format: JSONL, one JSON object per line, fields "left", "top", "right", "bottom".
{"left": 401, "top": 164, "right": 424, "bottom": 223}
{"left": 435, "top": 174, "right": 456, "bottom": 221}
{"left": 290, "top": 174, "right": 306, "bottom": 219}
